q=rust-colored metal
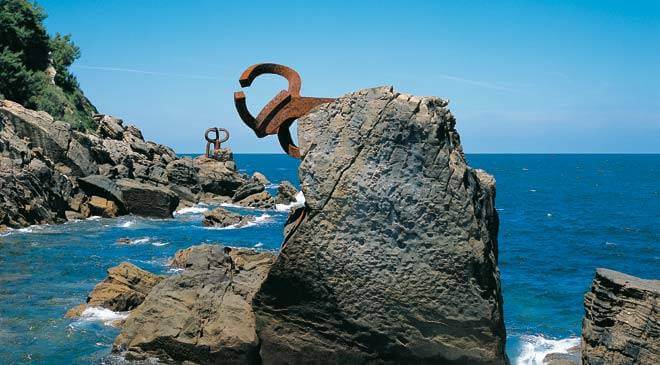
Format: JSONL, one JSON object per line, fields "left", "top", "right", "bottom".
{"left": 234, "top": 63, "right": 335, "bottom": 158}
{"left": 204, "top": 127, "right": 229, "bottom": 159}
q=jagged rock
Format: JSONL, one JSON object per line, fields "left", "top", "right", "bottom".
{"left": 96, "top": 115, "right": 124, "bottom": 140}
{"left": 166, "top": 157, "right": 199, "bottom": 187}
{"left": 0, "top": 157, "right": 71, "bottom": 227}
{"left": 77, "top": 175, "right": 126, "bottom": 212}
{"left": 252, "top": 172, "right": 270, "bottom": 186}
{"left": 254, "top": 86, "right": 507, "bottom": 364}
{"left": 274, "top": 180, "right": 299, "bottom": 204}
{"left": 236, "top": 191, "right": 275, "bottom": 209}
{"left": 0, "top": 100, "right": 97, "bottom": 176}
{"left": 202, "top": 207, "right": 254, "bottom": 228}
{"left": 194, "top": 156, "right": 245, "bottom": 196}
{"left": 582, "top": 268, "right": 659, "bottom": 365}
{"left": 114, "top": 245, "right": 276, "bottom": 364}
{"left": 65, "top": 262, "right": 163, "bottom": 318}
{"left": 87, "top": 196, "right": 119, "bottom": 218}
{"left": 233, "top": 181, "right": 265, "bottom": 202}
{"left": 116, "top": 179, "right": 179, "bottom": 218}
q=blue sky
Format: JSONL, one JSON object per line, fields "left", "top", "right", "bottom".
{"left": 40, "top": 0, "right": 659, "bottom": 153}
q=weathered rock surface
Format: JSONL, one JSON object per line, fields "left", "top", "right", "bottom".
{"left": 582, "top": 268, "right": 659, "bottom": 365}
{"left": 116, "top": 179, "right": 179, "bottom": 218}
{"left": 65, "top": 262, "right": 163, "bottom": 317}
{"left": 114, "top": 245, "right": 276, "bottom": 364}
{"left": 274, "top": 180, "right": 299, "bottom": 205}
{"left": 253, "top": 86, "right": 506, "bottom": 364}
{"left": 252, "top": 171, "right": 270, "bottom": 186}
{"left": 77, "top": 174, "right": 126, "bottom": 212}
{"left": 203, "top": 207, "right": 254, "bottom": 228}
{"left": 194, "top": 155, "right": 245, "bottom": 196}
{"left": 0, "top": 100, "right": 254, "bottom": 227}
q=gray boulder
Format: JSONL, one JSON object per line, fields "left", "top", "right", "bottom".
{"left": 114, "top": 245, "right": 276, "bottom": 364}
{"left": 116, "top": 179, "right": 179, "bottom": 218}
{"left": 582, "top": 268, "right": 659, "bottom": 365}
{"left": 254, "top": 87, "right": 507, "bottom": 364}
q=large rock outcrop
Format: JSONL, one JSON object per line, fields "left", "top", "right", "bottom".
{"left": 114, "top": 245, "right": 276, "bottom": 364}
{"left": 253, "top": 87, "right": 506, "bottom": 364}
{"left": 582, "top": 268, "right": 659, "bottom": 365}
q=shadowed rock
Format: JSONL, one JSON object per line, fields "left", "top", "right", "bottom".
{"left": 254, "top": 86, "right": 507, "bottom": 364}
{"left": 114, "top": 245, "right": 275, "bottom": 364}
{"left": 582, "top": 268, "right": 659, "bottom": 365}
{"left": 116, "top": 179, "right": 179, "bottom": 218}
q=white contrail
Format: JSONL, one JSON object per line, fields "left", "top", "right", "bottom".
{"left": 434, "top": 73, "right": 519, "bottom": 93}
{"left": 72, "top": 65, "right": 223, "bottom": 80}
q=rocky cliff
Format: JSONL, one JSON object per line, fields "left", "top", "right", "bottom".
{"left": 0, "top": 100, "right": 290, "bottom": 228}
{"left": 254, "top": 86, "right": 506, "bottom": 364}
{"left": 582, "top": 268, "right": 659, "bottom": 365}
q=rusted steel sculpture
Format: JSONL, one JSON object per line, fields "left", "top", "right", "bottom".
{"left": 204, "top": 127, "right": 230, "bottom": 159}
{"left": 234, "top": 63, "right": 335, "bottom": 158}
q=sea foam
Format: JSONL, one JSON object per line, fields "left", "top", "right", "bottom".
{"left": 174, "top": 205, "right": 209, "bottom": 215}
{"left": 516, "top": 335, "right": 580, "bottom": 365}
{"left": 275, "top": 191, "right": 306, "bottom": 212}
{"left": 78, "top": 307, "right": 128, "bottom": 326}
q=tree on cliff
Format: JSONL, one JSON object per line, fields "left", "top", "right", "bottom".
{"left": 0, "top": 0, "right": 97, "bottom": 130}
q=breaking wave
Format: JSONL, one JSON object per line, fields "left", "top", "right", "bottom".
{"left": 515, "top": 335, "right": 580, "bottom": 365}
{"left": 275, "top": 191, "right": 306, "bottom": 212}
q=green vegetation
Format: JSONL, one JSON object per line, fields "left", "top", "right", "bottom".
{"left": 0, "top": 0, "right": 97, "bottom": 131}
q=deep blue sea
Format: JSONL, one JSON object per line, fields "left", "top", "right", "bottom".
{"left": 0, "top": 154, "right": 658, "bottom": 364}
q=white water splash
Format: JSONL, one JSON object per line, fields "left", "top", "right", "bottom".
{"left": 78, "top": 307, "right": 128, "bottom": 326}
{"left": 205, "top": 213, "right": 273, "bottom": 230}
{"left": 174, "top": 205, "right": 209, "bottom": 215}
{"left": 275, "top": 191, "right": 306, "bottom": 212}
{"left": 516, "top": 335, "right": 580, "bottom": 365}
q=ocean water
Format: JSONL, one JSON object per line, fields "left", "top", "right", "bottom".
{"left": 0, "top": 154, "right": 657, "bottom": 364}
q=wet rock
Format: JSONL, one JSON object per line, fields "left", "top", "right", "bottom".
{"left": 65, "top": 262, "right": 163, "bottom": 317}
{"left": 116, "top": 179, "right": 179, "bottom": 218}
{"left": 582, "top": 268, "right": 659, "bottom": 365}
{"left": 202, "top": 207, "right": 254, "bottom": 228}
{"left": 114, "top": 245, "right": 276, "bottom": 364}
{"left": 254, "top": 87, "right": 506, "bottom": 364}
{"left": 274, "top": 180, "right": 299, "bottom": 205}
{"left": 194, "top": 156, "right": 245, "bottom": 196}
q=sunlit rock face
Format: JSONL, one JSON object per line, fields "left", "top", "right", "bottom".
{"left": 254, "top": 86, "right": 507, "bottom": 364}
